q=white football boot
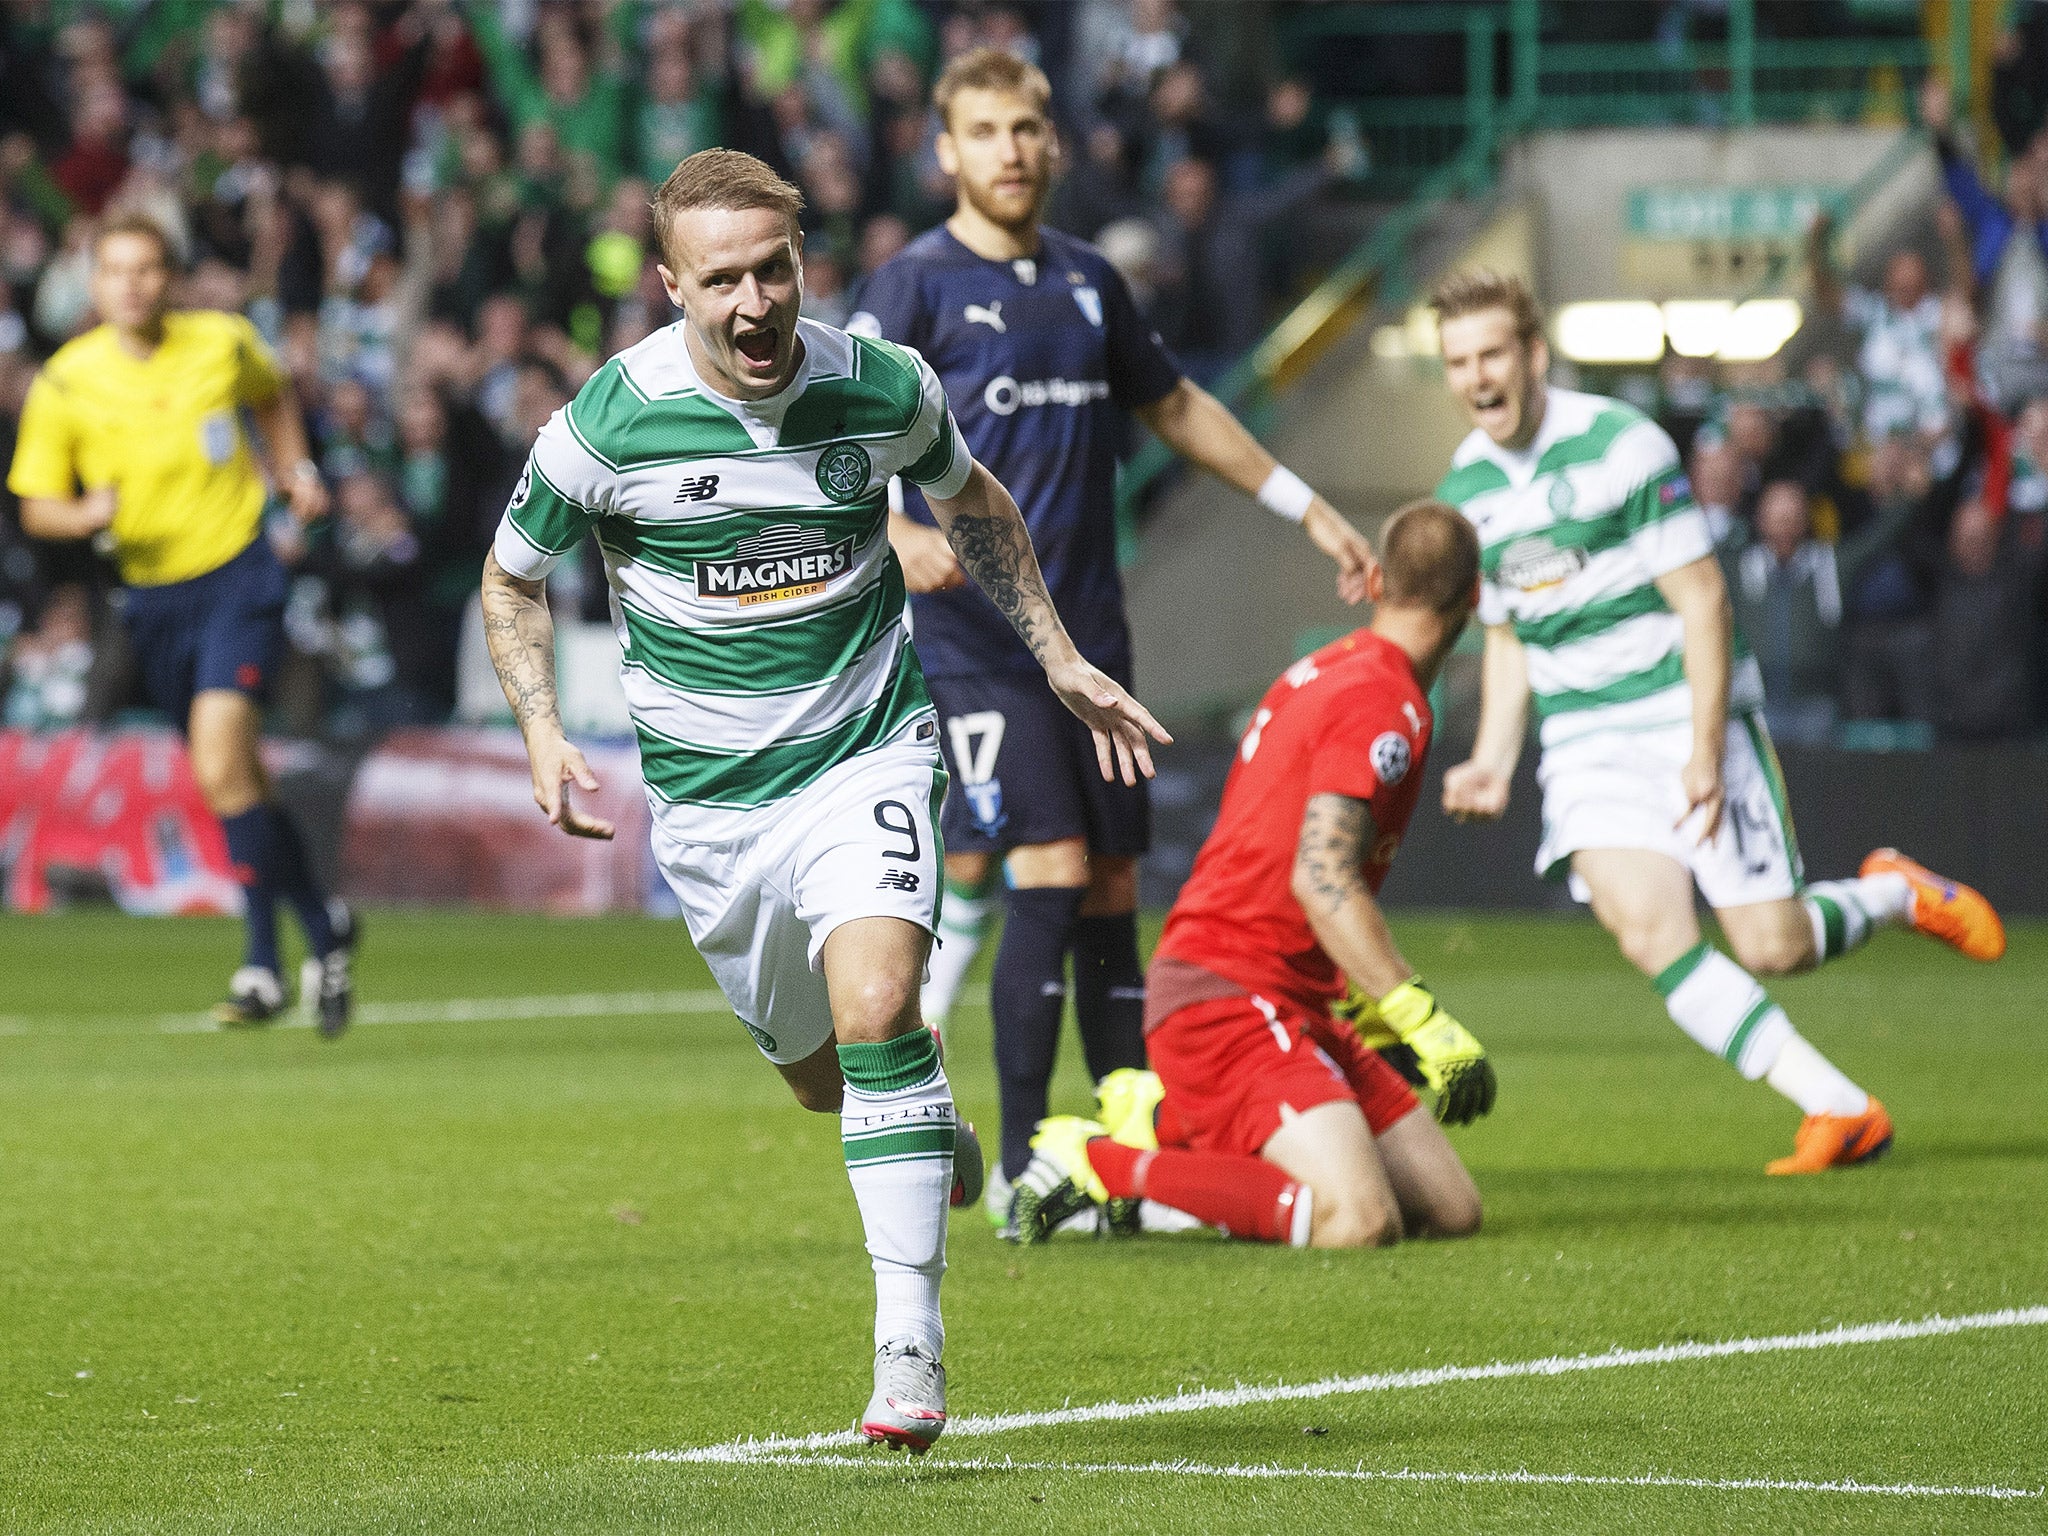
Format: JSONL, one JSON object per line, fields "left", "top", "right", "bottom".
{"left": 860, "top": 1338, "right": 946, "bottom": 1452}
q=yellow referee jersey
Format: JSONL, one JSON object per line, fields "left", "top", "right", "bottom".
{"left": 7, "top": 310, "right": 288, "bottom": 587}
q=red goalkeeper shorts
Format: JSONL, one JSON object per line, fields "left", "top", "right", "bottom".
{"left": 1147, "top": 991, "right": 1421, "bottom": 1159}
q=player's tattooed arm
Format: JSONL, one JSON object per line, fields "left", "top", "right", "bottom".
{"left": 926, "top": 460, "right": 1172, "bottom": 785}
{"left": 926, "top": 461, "right": 1062, "bottom": 662}
{"left": 1292, "top": 793, "right": 1413, "bottom": 998}
{"left": 481, "top": 551, "right": 562, "bottom": 734}
{"left": 481, "top": 550, "right": 615, "bottom": 839}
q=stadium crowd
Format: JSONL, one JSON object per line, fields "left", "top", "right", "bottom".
{"left": 0, "top": 0, "right": 1358, "bottom": 736}
{"left": 1659, "top": 73, "right": 2048, "bottom": 749}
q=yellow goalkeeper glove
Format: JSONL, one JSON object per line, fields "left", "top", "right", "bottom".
{"left": 1351, "top": 978, "right": 1497, "bottom": 1126}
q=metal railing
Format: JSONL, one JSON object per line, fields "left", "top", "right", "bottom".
{"left": 1116, "top": 0, "right": 1958, "bottom": 529}
{"left": 1280, "top": 1, "right": 1959, "bottom": 197}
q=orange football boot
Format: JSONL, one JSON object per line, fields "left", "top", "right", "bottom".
{"left": 1860, "top": 848, "right": 2006, "bottom": 962}
{"left": 1766, "top": 1097, "right": 1894, "bottom": 1175}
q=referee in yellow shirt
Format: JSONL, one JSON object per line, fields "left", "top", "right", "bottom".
{"left": 8, "top": 213, "right": 357, "bottom": 1034}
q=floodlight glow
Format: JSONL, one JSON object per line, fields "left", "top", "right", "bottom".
{"left": 1718, "top": 299, "right": 1803, "bottom": 361}
{"left": 1372, "top": 324, "right": 1410, "bottom": 359}
{"left": 1662, "top": 300, "right": 1735, "bottom": 358}
{"left": 1404, "top": 305, "right": 1441, "bottom": 356}
{"left": 1554, "top": 301, "right": 1666, "bottom": 364}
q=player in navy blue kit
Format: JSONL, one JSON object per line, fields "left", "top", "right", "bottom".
{"left": 850, "top": 49, "right": 1377, "bottom": 1228}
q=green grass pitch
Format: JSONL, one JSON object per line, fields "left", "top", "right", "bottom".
{"left": 2, "top": 908, "right": 2043, "bottom": 1533}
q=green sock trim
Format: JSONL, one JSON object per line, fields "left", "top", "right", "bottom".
{"left": 838, "top": 1030, "right": 941, "bottom": 1095}
{"left": 1653, "top": 941, "right": 1713, "bottom": 999}
{"left": 1806, "top": 892, "right": 1845, "bottom": 959}
{"left": 1723, "top": 995, "right": 1777, "bottom": 1067}
{"left": 843, "top": 1122, "right": 956, "bottom": 1166}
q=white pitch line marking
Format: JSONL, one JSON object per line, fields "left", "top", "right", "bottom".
{"left": 720, "top": 1453, "right": 2042, "bottom": 1502}
{"left": 0, "top": 989, "right": 733, "bottom": 1037}
{"left": 650, "top": 1304, "right": 2048, "bottom": 1463}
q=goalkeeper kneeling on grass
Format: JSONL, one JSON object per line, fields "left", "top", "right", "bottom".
{"left": 1013, "top": 500, "right": 1491, "bottom": 1247}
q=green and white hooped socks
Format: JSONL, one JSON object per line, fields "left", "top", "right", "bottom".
{"left": 1801, "top": 874, "right": 1913, "bottom": 963}
{"left": 1654, "top": 942, "right": 1866, "bottom": 1116}
{"left": 839, "top": 1030, "right": 956, "bottom": 1356}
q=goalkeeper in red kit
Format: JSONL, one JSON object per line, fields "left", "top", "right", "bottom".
{"left": 1012, "top": 500, "right": 1491, "bottom": 1247}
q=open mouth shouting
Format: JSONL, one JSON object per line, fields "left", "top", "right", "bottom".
{"left": 733, "top": 325, "right": 781, "bottom": 373}
{"left": 1468, "top": 387, "right": 1515, "bottom": 438}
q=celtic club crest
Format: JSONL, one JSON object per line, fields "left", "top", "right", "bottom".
{"left": 816, "top": 442, "right": 872, "bottom": 503}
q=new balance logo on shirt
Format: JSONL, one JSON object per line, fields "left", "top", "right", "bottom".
{"left": 674, "top": 474, "right": 720, "bottom": 503}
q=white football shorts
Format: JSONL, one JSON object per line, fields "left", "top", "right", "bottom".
{"left": 1535, "top": 711, "right": 1803, "bottom": 910}
{"left": 651, "top": 738, "right": 947, "bottom": 1065}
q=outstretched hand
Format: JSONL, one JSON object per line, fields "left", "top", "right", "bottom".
{"left": 527, "top": 731, "right": 616, "bottom": 840}
{"left": 1043, "top": 656, "right": 1173, "bottom": 785}
{"left": 1303, "top": 500, "right": 1376, "bottom": 605}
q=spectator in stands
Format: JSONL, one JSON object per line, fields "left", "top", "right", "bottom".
{"left": 1931, "top": 492, "right": 2046, "bottom": 741}
{"left": 468, "top": 4, "right": 630, "bottom": 192}
{"left": 1923, "top": 76, "right": 2048, "bottom": 411}
{"left": 2, "top": 581, "right": 91, "bottom": 729}
{"left": 1840, "top": 434, "right": 1944, "bottom": 726}
{"left": 1691, "top": 438, "right": 1745, "bottom": 550}
{"left": 1732, "top": 480, "right": 1843, "bottom": 747}
{"left": 1806, "top": 211, "right": 1951, "bottom": 450}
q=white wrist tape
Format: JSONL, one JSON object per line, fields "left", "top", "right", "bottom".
{"left": 1257, "top": 465, "right": 1315, "bottom": 523}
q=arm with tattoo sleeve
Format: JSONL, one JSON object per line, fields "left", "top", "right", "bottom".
{"left": 481, "top": 550, "right": 615, "bottom": 839}
{"left": 924, "top": 459, "right": 1172, "bottom": 783}
{"left": 1295, "top": 793, "right": 1498, "bottom": 1124}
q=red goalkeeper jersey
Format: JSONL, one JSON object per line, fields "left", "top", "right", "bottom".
{"left": 1155, "top": 628, "right": 1433, "bottom": 1018}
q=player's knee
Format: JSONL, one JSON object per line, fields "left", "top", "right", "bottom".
{"left": 1311, "top": 1191, "right": 1402, "bottom": 1249}
{"left": 838, "top": 977, "right": 921, "bottom": 1040}
{"left": 787, "top": 1079, "right": 844, "bottom": 1114}
{"left": 1418, "top": 1185, "right": 1483, "bottom": 1240}
{"left": 190, "top": 754, "right": 260, "bottom": 816}
{"left": 1611, "top": 917, "right": 1694, "bottom": 978}
{"left": 1726, "top": 925, "right": 1810, "bottom": 977}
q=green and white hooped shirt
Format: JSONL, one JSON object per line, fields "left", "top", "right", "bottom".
{"left": 1435, "top": 387, "right": 1764, "bottom": 750}
{"left": 493, "top": 318, "right": 973, "bottom": 835}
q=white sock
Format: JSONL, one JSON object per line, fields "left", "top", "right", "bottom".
{"left": 1801, "top": 874, "right": 1913, "bottom": 962}
{"left": 1764, "top": 1033, "right": 1871, "bottom": 1117}
{"left": 922, "top": 885, "right": 992, "bottom": 1026}
{"left": 838, "top": 1032, "right": 953, "bottom": 1356}
{"left": 1654, "top": 942, "right": 1794, "bottom": 1079}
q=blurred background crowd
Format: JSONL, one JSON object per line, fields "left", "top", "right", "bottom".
{"left": 1665, "top": 70, "right": 2048, "bottom": 750}
{"left": 0, "top": 0, "right": 1367, "bottom": 738}
{"left": 1, "top": 0, "right": 2045, "bottom": 750}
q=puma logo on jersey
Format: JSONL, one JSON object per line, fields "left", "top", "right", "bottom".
{"left": 964, "top": 302, "right": 1006, "bottom": 332}
{"left": 673, "top": 474, "right": 720, "bottom": 503}
{"left": 1402, "top": 701, "right": 1424, "bottom": 735}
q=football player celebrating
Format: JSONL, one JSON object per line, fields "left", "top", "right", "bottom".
{"left": 1013, "top": 501, "right": 1487, "bottom": 1248}
{"left": 1429, "top": 270, "right": 2004, "bottom": 1175}
{"left": 481, "top": 151, "right": 1166, "bottom": 1450}
{"left": 850, "top": 49, "right": 1377, "bottom": 1220}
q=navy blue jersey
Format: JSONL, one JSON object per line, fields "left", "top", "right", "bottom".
{"left": 849, "top": 225, "right": 1181, "bottom": 679}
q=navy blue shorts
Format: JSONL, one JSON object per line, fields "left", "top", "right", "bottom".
{"left": 118, "top": 537, "right": 287, "bottom": 727}
{"left": 926, "top": 669, "right": 1151, "bottom": 857}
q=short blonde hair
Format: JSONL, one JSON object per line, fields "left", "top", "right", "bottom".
{"left": 933, "top": 47, "right": 1052, "bottom": 129}
{"left": 1429, "top": 268, "right": 1543, "bottom": 343}
{"left": 1380, "top": 498, "right": 1480, "bottom": 616}
{"left": 650, "top": 149, "right": 804, "bottom": 268}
